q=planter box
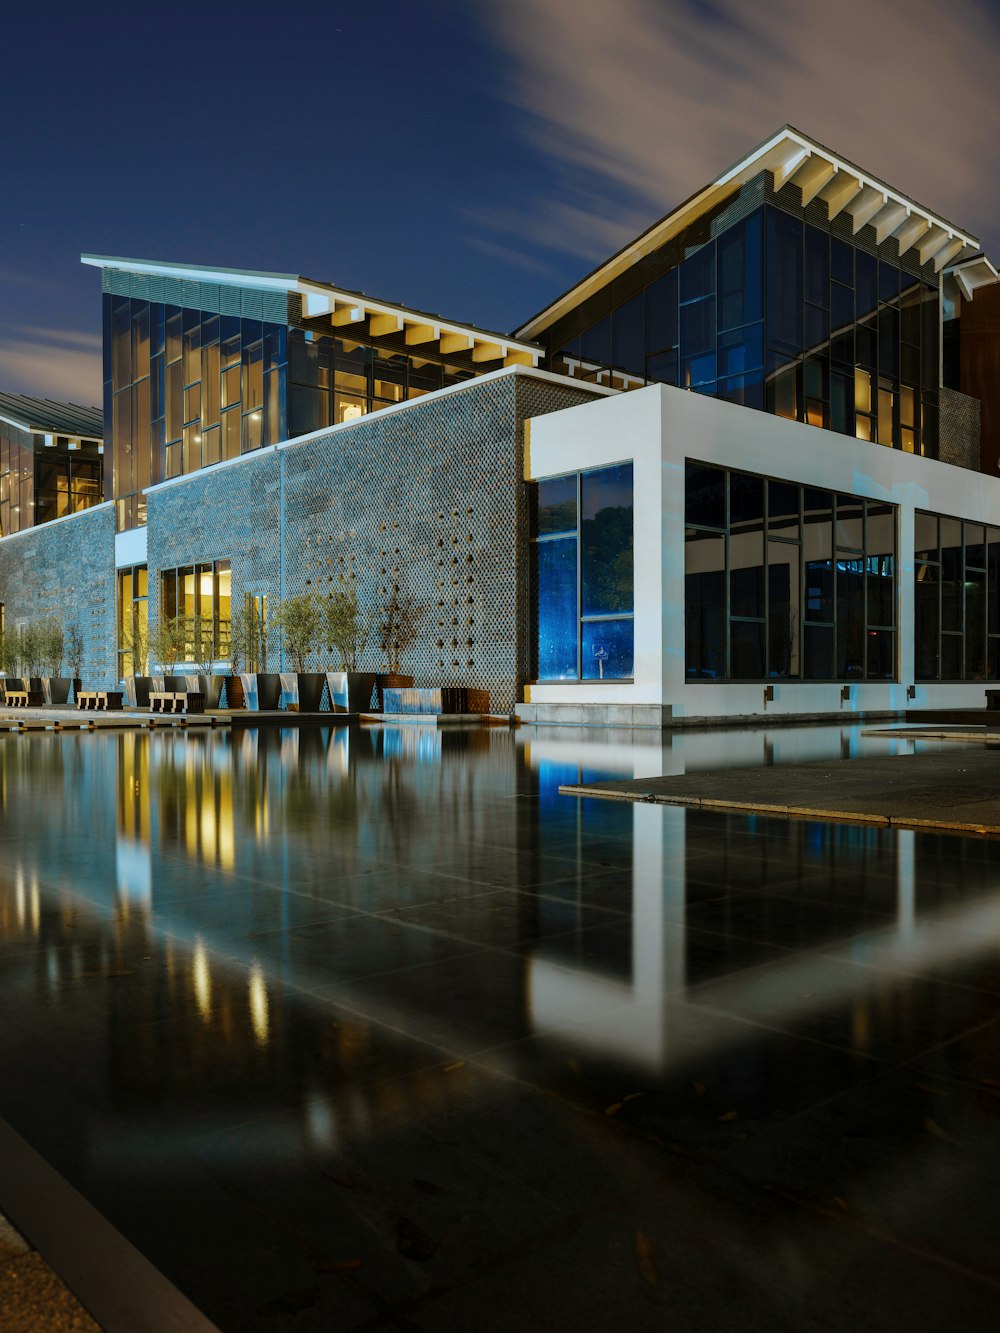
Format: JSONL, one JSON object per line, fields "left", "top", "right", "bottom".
{"left": 326, "top": 671, "right": 377, "bottom": 713}
{"left": 221, "top": 676, "right": 245, "bottom": 709}
{"left": 375, "top": 673, "right": 414, "bottom": 708}
{"left": 240, "top": 672, "right": 281, "bottom": 711}
{"left": 197, "top": 675, "right": 224, "bottom": 708}
{"left": 279, "top": 672, "right": 326, "bottom": 713}
{"left": 43, "top": 677, "right": 74, "bottom": 705}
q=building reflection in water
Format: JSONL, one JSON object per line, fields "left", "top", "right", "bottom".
{"left": 0, "top": 721, "right": 996, "bottom": 1158}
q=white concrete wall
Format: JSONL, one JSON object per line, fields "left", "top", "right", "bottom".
{"left": 526, "top": 383, "right": 1000, "bottom": 719}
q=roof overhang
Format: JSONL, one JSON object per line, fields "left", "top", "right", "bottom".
{"left": 945, "top": 254, "right": 1000, "bottom": 304}
{"left": 82, "top": 254, "right": 543, "bottom": 370}
{"left": 515, "top": 126, "right": 985, "bottom": 341}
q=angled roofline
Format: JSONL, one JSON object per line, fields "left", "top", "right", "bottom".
{"left": 514, "top": 125, "right": 985, "bottom": 341}
{"left": 82, "top": 254, "right": 543, "bottom": 369}
{"left": 0, "top": 393, "right": 103, "bottom": 439}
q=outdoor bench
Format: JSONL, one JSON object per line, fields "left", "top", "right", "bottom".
{"left": 149, "top": 691, "right": 205, "bottom": 715}
{"left": 77, "top": 691, "right": 124, "bottom": 711}
{"left": 4, "top": 690, "right": 43, "bottom": 708}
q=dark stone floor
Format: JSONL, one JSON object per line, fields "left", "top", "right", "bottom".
{"left": 0, "top": 722, "right": 998, "bottom": 1330}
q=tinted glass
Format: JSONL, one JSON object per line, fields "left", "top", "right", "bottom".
{"left": 685, "top": 464, "right": 726, "bottom": 528}
{"left": 536, "top": 538, "right": 577, "bottom": 679}
{"left": 536, "top": 476, "right": 576, "bottom": 535}
{"left": 685, "top": 530, "right": 726, "bottom": 677}
{"left": 804, "top": 226, "right": 829, "bottom": 307}
{"left": 731, "top": 620, "right": 765, "bottom": 678}
{"left": 768, "top": 545, "right": 799, "bottom": 676}
{"left": 855, "top": 253, "right": 877, "bottom": 320}
{"left": 766, "top": 208, "right": 803, "bottom": 353}
{"left": 581, "top": 464, "right": 633, "bottom": 615}
{"left": 645, "top": 269, "right": 678, "bottom": 354}
{"left": 612, "top": 296, "right": 644, "bottom": 378}
{"left": 582, "top": 619, "right": 633, "bottom": 680}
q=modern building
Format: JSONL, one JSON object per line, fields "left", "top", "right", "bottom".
{"left": 0, "top": 125, "right": 998, "bottom": 723}
{"left": 0, "top": 394, "right": 103, "bottom": 537}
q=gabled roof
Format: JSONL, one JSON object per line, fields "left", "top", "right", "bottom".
{"left": 515, "top": 125, "right": 986, "bottom": 341}
{"left": 0, "top": 393, "right": 103, "bottom": 438}
{"left": 81, "top": 255, "right": 543, "bottom": 370}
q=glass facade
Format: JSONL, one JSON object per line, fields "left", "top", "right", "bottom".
{"left": 685, "top": 462, "right": 896, "bottom": 681}
{"left": 914, "top": 512, "right": 1000, "bottom": 681}
{"left": 551, "top": 204, "right": 940, "bottom": 457}
{"left": 117, "top": 565, "right": 148, "bottom": 679}
{"left": 104, "top": 292, "right": 481, "bottom": 532}
{"left": 532, "top": 463, "right": 634, "bottom": 681}
{"left": 160, "top": 561, "right": 232, "bottom": 664}
{"left": 0, "top": 423, "right": 102, "bottom": 537}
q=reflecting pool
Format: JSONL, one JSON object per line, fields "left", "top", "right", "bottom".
{"left": 0, "top": 722, "right": 998, "bottom": 1330}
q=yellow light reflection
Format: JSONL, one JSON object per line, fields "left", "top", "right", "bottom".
{"left": 248, "top": 962, "right": 269, "bottom": 1047}
{"left": 192, "top": 935, "right": 212, "bottom": 1023}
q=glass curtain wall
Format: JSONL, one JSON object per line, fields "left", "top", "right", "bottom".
{"left": 914, "top": 512, "right": 1000, "bottom": 680}
{"left": 33, "top": 450, "right": 102, "bottom": 525}
{"left": 160, "top": 561, "right": 232, "bottom": 664}
{"left": 117, "top": 566, "right": 148, "bottom": 679}
{"left": 685, "top": 462, "right": 896, "bottom": 681}
{"left": 104, "top": 295, "right": 288, "bottom": 531}
{"left": 553, "top": 205, "right": 939, "bottom": 456}
{"left": 0, "top": 421, "right": 34, "bottom": 536}
{"left": 532, "top": 463, "right": 634, "bottom": 680}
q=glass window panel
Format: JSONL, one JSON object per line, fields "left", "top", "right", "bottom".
{"left": 133, "top": 379, "right": 150, "bottom": 492}
{"left": 582, "top": 619, "right": 633, "bottom": 680}
{"left": 183, "top": 321, "right": 201, "bottom": 384}
{"left": 940, "top": 519, "right": 962, "bottom": 633}
{"left": 766, "top": 208, "right": 803, "bottom": 353}
{"left": 580, "top": 317, "right": 610, "bottom": 371}
{"left": 878, "top": 306, "right": 899, "bottom": 378}
{"left": 183, "top": 382, "right": 201, "bottom": 425}
{"left": 730, "top": 619, "right": 766, "bottom": 679}
{"left": 803, "top": 623, "right": 834, "bottom": 679}
{"left": 182, "top": 425, "right": 201, "bottom": 474}
{"left": 854, "top": 253, "right": 877, "bottom": 321}
{"left": 202, "top": 341, "right": 220, "bottom": 427}
{"left": 717, "top": 372, "right": 764, "bottom": 410}
{"left": 921, "top": 285, "right": 940, "bottom": 388}
{"left": 150, "top": 305, "right": 165, "bottom": 359}
{"left": 866, "top": 629, "right": 894, "bottom": 681}
{"left": 681, "top": 298, "right": 715, "bottom": 356}
{"left": 831, "top": 238, "right": 853, "bottom": 287}
{"left": 900, "top": 384, "right": 916, "bottom": 430}
{"left": 831, "top": 283, "right": 854, "bottom": 335}
{"left": 879, "top": 261, "right": 900, "bottom": 304}
{"left": 768, "top": 480, "right": 799, "bottom": 538}
{"left": 221, "top": 319, "right": 241, "bottom": 366}
{"left": 717, "top": 213, "right": 762, "bottom": 332}
{"left": 806, "top": 558, "right": 834, "bottom": 624}
{"left": 333, "top": 393, "right": 366, "bottom": 425}
{"left": 289, "top": 385, "right": 329, "bottom": 436}
{"left": 941, "top": 633, "right": 962, "bottom": 680}
{"left": 201, "top": 425, "right": 221, "bottom": 468}
{"left": 685, "top": 530, "right": 726, "bottom": 678}
{"left": 966, "top": 568, "right": 987, "bottom": 677}
{"left": 718, "top": 325, "right": 763, "bottom": 376}
{"left": 901, "top": 286, "right": 921, "bottom": 346}
{"left": 612, "top": 294, "right": 644, "bottom": 377}
{"left": 166, "top": 360, "right": 183, "bottom": 442}
{"left": 165, "top": 441, "right": 182, "bottom": 479}
{"left": 685, "top": 463, "right": 726, "bottom": 529}
{"left": 131, "top": 305, "right": 150, "bottom": 381}
{"left": 645, "top": 269, "right": 678, "bottom": 354}
{"left": 222, "top": 408, "right": 241, "bottom": 461}
{"left": 150, "top": 353, "right": 165, "bottom": 421}
{"left": 681, "top": 349, "right": 716, "bottom": 388}
{"left": 804, "top": 226, "right": 829, "bottom": 307}
{"left": 729, "top": 529, "right": 764, "bottom": 618}
{"left": 836, "top": 496, "right": 864, "bottom": 551}
{"left": 914, "top": 512, "right": 938, "bottom": 563}
{"left": 536, "top": 538, "right": 578, "bottom": 679}
{"left": 989, "top": 531, "right": 1000, "bottom": 634}
{"left": 830, "top": 371, "right": 853, "bottom": 436}
{"left": 581, "top": 464, "right": 633, "bottom": 616}
{"left": 768, "top": 364, "right": 797, "bottom": 420}
{"left": 680, "top": 243, "right": 715, "bottom": 303}
{"left": 537, "top": 475, "right": 577, "bottom": 536}
{"left": 165, "top": 308, "right": 182, "bottom": 364}
{"left": 243, "top": 341, "right": 264, "bottom": 410}
{"left": 989, "top": 638, "right": 1000, "bottom": 681}
{"left": 646, "top": 349, "right": 678, "bottom": 386}
{"left": 729, "top": 472, "right": 764, "bottom": 529}
{"left": 337, "top": 371, "right": 368, "bottom": 397}
{"left": 265, "top": 325, "right": 286, "bottom": 371}
{"left": 856, "top": 320, "right": 877, "bottom": 371}
{"left": 836, "top": 558, "right": 865, "bottom": 678}
{"left": 242, "top": 410, "right": 263, "bottom": 453}
{"left": 804, "top": 304, "right": 829, "bottom": 349}
{"left": 965, "top": 523, "right": 985, "bottom": 568}
{"left": 768, "top": 542, "right": 799, "bottom": 677}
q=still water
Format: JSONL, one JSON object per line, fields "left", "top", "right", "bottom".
{"left": 0, "top": 721, "right": 998, "bottom": 1330}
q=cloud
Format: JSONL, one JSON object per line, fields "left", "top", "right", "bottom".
{"left": 483, "top": 0, "right": 1000, "bottom": 263}
{"left": 0, "top": 328, "right": 102, "bottom": 406}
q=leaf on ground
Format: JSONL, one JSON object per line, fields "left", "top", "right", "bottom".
{"left": 396, "top": 1215, "right": 437, "bottom": 1262}
{"left": 256, "top": 1286, "right": 320, "bottom": 1315}
{"left": 718, "top": 1110, "right": 738, "bottom": 1121}
{"left": 924, "top": 1117, "right": 962, "bottom": 1145}
{"left": 313, "top": 1258, "right": 362, "bottom": 1274}
{"left": 442, "top": 1060, "right": 465, "bottom": 1074}
{"left": 413, "top": 1178, "right": 444, "bottom": 1195}
{"left": 691, "top": 1081, "right": 706, "bottom": 1097}
{"left": 605, "top": 1102, "right": 623, "bottom": 1117}
{"left": 635, "top": 1230, "right": 658, "bottom": 1287}
{"left": 832, "top": 1195, "right": 850, "bottom": 1214}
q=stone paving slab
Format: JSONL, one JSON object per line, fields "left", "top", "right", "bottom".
{"left": 561, "top": 748, "right": 1000, "bottom": 836}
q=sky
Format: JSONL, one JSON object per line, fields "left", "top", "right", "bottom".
{"left": 2, "top": 0, "right": 998, "bottom": 408}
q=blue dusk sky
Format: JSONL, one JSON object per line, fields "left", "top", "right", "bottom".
{"left": 2, "top": 0, "right": 998, "bottom": 406}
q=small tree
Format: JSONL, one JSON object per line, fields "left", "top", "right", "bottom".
{"left": 378, "top": 587, "right": 425, "bottom": 674}
{"left": 39, "top": 617, "right": 64, "bottom": 676}
{"left": 20, "top": 623, "right": 42, "bottom": 677}
{"left": 149, "top": 613, "right": 187, "bottom": 673}
{"left": 193, "top": 613, "right": 215, "bottom": 675}
{"left": 323, "top": 583, "right": 373, "bottom": 671}
{"left": 0, "top": 633, "right": 20, "bottom": 679}
{"left": 272, "top": 593, "right": 321, "bottom": 674}
{"left": 228, "top": 603, "right": 246, "bottom": 675}
{"left": 66, "top": 624, "right": 85, "bottom": 680}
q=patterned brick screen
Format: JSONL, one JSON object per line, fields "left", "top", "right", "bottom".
{"left": 939, "top": 387, "right": 982, "bottom": 472}
{"left": 147, "top": 371, "right": 599, "bottom": 710}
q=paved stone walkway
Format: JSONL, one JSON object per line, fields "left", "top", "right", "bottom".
{"left": 562, "top": 743, "right": 1000, "bottom": 835}
{"left": 0, "top": 1211, "right": 99, "bottom": 1332}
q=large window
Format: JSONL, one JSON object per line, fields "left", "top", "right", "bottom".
{"left": 160, "top": 561, "right": 232, "bottom": 665}
{"left": 685, "top": 462, "right": 896, "bottom": 681}
{"left": 532, "top": 463, "right": 634, "bottom": 681}
{"left": 118, "top": 565, "right": 148, "bottom": 678}
{"left": 550, "top": 203, "right": 939, "bottom": 458}
{"left": 915, "top": 513, "right": 1000, "bottom": 681}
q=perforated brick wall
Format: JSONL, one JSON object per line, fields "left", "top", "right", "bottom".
{"left": 147, "top": 371, "right": 600, "bottom": 710}
{"left": 0, "top": 503, "right": 116, "bottom": 685}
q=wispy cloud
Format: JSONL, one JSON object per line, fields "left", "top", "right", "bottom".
{"left": 483, "top": 0, "right": 1000, "bottom": 262}
{"left": 0, "top": 326, "right": 102, "bottom": 406}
